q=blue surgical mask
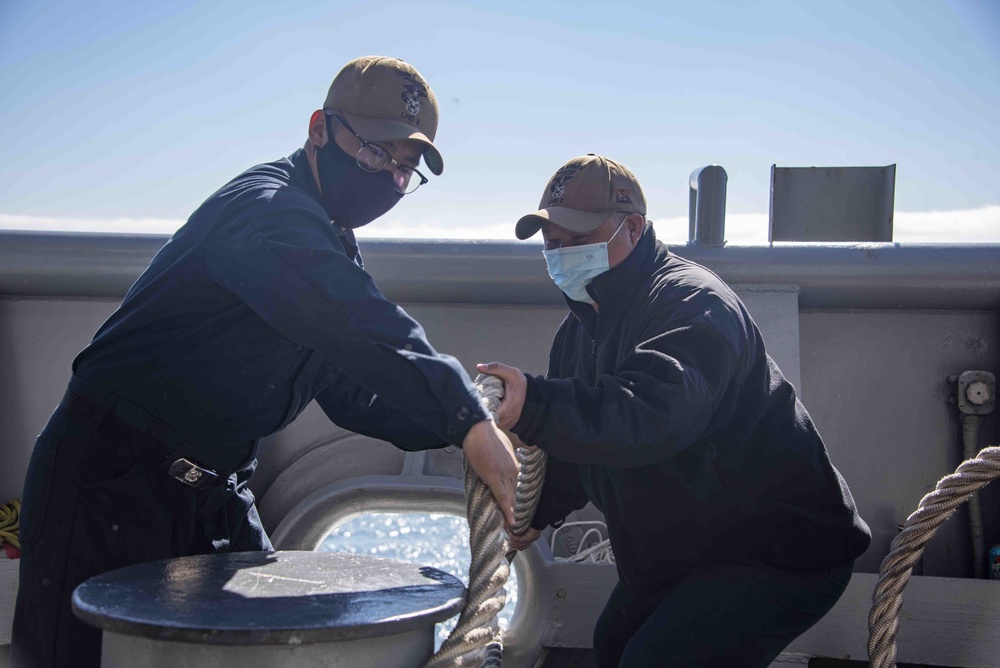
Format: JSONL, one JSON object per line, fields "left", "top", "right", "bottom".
{"left": 542, "top": 220, "right": 626, "bottom": 303}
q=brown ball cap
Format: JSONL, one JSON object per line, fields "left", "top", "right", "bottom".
{"left": 324, "top": 56, "right": 444, "bottom": 175}
{"left": 516, "top": 154, "right": 646, "bottom": 240}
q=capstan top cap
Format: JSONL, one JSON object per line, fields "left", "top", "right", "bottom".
{"left": 515, "top": 154, "right": 646, "bottom": 239}
{"left": 324, "top": 56, "right": 443, "bottom": 175}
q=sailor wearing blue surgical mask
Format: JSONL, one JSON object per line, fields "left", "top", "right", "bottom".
{"left": 478, "top": 154, "right": 870, "bottom": 668}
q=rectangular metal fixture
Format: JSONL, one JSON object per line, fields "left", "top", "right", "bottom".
{"left": 769, "top": 165, "right": 896, "bottom": 242}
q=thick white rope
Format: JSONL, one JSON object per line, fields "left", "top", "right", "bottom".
{"left": 867, "top": 445, "right": 1000, "bottom": 668}
{"left": 423, "top": 374, "right": 548, "bottom": 667}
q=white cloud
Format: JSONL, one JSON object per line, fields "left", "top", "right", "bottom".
{"left": 892, "top": 206, "right": 1000, "bottom": 243}
{"left": 1, "top": 206, "right": 998, "bottom": 243}
{"left": 0, "top": 214, "right": 185, "bottom": 235}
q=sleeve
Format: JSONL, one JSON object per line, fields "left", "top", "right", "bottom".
{"left": 203, "top": 198, "right": 490, "bottom": 446}
{"left": 512, "top": 291, "right": 744, "bottom": 468}
{"left": 314, "top": 373, "right": 448, "bottom": 451}
{"left": 530, "top": 455, "right": 591, "bottom": 530}
{"left": 527, "top": 320, "right": 592, "bottom": 531}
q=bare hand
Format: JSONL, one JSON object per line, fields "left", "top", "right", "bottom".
{"left": 476, "top": 362, "right": 527, "bottom": 431}
{"left": 462, "top": 419, "right": 518, "bottom": 529}
{"left": 508, "top": 527, "right": 542, "bottom": 552}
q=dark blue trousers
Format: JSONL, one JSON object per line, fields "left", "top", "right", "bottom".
{"left": 11, "top": 377, "right": 272, "bottom": 668}
{"left": 593, "top": 559, "right": 853, "bottom": 667}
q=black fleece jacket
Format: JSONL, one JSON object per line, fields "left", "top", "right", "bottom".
{"left": 513, "top": 224, "right": 871, "bottom": 594}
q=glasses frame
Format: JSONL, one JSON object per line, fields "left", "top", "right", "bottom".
{"left": 326, "top": 112, "right": 429, "bottom": 195}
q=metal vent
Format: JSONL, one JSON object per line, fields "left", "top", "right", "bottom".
{"left": 769, "top": 165, "right": 896, "bottom": 242}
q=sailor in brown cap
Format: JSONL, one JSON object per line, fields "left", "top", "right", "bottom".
{"left": 12, "top": 56, "right": 518, "bottom": 668}
{"left": 485, "top": 154, "right": 870, "bottom": 668}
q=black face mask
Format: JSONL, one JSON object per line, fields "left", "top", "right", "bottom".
{"left": 315, "top": 123, "right": 402, "bottom": 229}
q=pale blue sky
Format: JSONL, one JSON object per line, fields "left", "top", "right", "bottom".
{"left": 1, "top": 0, "right": 998, "bottom": 241}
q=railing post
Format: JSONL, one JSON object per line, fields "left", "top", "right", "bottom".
{"left": 688, "top": 165, "right": 728, "bottom": 246}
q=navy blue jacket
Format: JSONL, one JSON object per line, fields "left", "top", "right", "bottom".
{"left": 74, "top": 149, "right": 488, "bottom": 451}
{"left": 514, "top": 225, "right": 871, "bottom": 593}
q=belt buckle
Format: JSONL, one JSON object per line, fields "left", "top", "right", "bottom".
{"left": 168, "top": 457, "right": 219, "bottom": 489}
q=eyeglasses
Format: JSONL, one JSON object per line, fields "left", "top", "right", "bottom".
{"left": 327, "top": 112, "right": 429, "bottom": 195}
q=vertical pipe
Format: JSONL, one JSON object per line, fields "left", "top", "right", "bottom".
{"left": 961, "top": 413, "right": 987, "bottom": 578}
{"left": 688, "top": 179, "right": 698, "bottom": 242}
{"left": 688, "top": 165, "right": 728, "bottom": 246}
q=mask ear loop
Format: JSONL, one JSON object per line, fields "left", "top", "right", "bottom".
{"left": 606, "top": 213, "right": 630, "bottom": 246}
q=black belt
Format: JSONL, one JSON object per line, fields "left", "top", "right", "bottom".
{"left": 61, "top": 375, "right": 257, "bottom": 490}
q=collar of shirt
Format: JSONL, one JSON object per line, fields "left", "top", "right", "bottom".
{"left": 289, "top": 148, "right": 363, "bottom": 268}
{"left": 566, "top": 222, "right": 659, "bottom": 336}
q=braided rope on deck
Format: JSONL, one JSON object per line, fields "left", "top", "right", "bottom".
{"left": 867, "top": 445, "right": 1000, "bottom": 668}
{"left": 423, "top": 374, "right": 547, "bottom": 667}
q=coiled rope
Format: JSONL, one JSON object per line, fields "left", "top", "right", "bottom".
{"left": 550, "top": 521, "right": 615, "bottom": 564}
{"left": 423, "top": 374, "right": 548, "bottom": 668}
{"left": 0, "top": 499, "right": 20, "bottom": 552}
{"left": 867, "top": 445, "right": 1000, "bottom": 668}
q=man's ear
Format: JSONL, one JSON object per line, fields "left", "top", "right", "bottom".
{"left": 626, "top": 212, "right": 644, "bottom": 243}
{"left": 308, "top": 110, "right": 327, "bottom": 147}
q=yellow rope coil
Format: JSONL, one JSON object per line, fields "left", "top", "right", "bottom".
{"left": 0, "top": 499, "right": 21, "bottom": 550}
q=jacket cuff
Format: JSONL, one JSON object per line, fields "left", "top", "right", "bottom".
{"left": 512, "top": 373, "right": 546, "bottom": 444}
{"left": 530, "top": 508, "right": 567, "bottom": 531}
{"left": 448, "top": 398, "right": 492, "bottom": 447}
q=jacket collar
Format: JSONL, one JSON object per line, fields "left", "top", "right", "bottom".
{"left": 566, "top": 222, "right": 658, "bottom": 335}
{"left": 289, "top": 148, "right": 362, "bottom": 266}
{"left": 290, "top": 147, "right": 321, "bottom": 203}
